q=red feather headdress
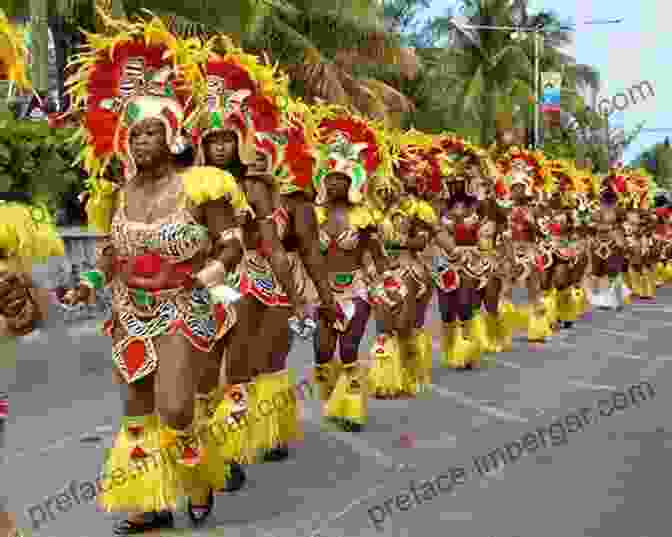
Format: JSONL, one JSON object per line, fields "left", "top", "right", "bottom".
{"left": 66, "top": 14, "right": 197, "bottom": 181}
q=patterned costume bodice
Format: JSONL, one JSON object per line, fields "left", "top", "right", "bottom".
{"left": 315, "top": 206, "right": 373, "bottom": 253}
{"left": 111, "top": 184, "right": 211, "bottom": 264}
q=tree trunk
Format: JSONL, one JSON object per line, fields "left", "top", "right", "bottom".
{"left": 29, "top": 0, "right": 48, "bottom": 94}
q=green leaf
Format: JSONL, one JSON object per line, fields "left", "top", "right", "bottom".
{"left": 0, "top": 174, "right": 12, "bottom": 191}
{"left": 0, "top": 143, "right": 10, "bottom": 163}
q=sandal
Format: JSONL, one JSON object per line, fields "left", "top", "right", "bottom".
{"left": 220, "top": 462, "right": 247, "bottom": 492}
{"left": 187, "top": 488, "right": 214, "bottom": 526}
{"left": 113, "top": 511, "right": 173, "bottom": 535}
{"left": 263, "top": 445, "right": 290, "bottom": 462}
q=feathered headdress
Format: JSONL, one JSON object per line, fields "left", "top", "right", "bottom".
{"left": 389, "top": 129, "right": 441, "bottom": 196}
{"left": 66, "top": 10, "right": 203, "bottom": 182}
{"left": 601, "top": 166, "right": 650, "bottom": 208}
{"left": 0, "top": 10, "right": 31, "bottom": 92}
{"left": 310, "top": 104, "right": 388, "bottom": 205}
{"left": 190, "top": 36, "right": 289, "bottom": 168}
{"left": 548, "top": 158, "right": 582, "bottom": 207}
{"left": 274, "top": 114, "right": 316, "bottom": 194}
{"left": 496, "top": 147, "right": 552, "bottom": 196}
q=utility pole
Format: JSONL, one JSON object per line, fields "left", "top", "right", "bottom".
{"left": 605, "top": 110, "right": 610, "bottom": 166}
{"left": 533, "top": 29, "right": 540, "bottom": 148}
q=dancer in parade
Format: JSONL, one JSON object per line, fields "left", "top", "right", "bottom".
{"left": 587, "top": 171, "right": 630, "bottom": 310}
{"left": 495, "top": 147, "right": 554, "bottom": 343}
{"left": 431, "top": 136, "right": 500, "bottom": 368}
{"left": 368, "top": 129, "right": 438, "bottom": 397}
{"left": 310, "top": 106, "right": 392, "bottom": 431}
{"left": 539, "top": 159, "right": 583, "bottom": 330}
{"left": 62, "top": 14, "right": 253, "bottom": 532}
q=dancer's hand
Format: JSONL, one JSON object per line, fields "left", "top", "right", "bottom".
{"left": 62, "top": 284, "right": 93, "bottom": 306}
{"left": 318, "top": 298, "right": 340, "bottom": 325}
{"left": 0, "top": 272, "right": 30, "bottom": 317}
{"left": 292, "top": 300, "right": 311, "bottom": 322}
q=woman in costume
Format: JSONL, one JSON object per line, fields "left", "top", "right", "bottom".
{"left": 431, "top": 136, "right": 504, "bottom": 369}
{"left": 310, "top": 106, "right": 391, "bottom": 431}
{"left": 538, "top": 160, "right": 584, "bottom": 330}
{"left": 653, "top": 197, "right": 672, "bottom": 285}
{"left": 367, "top": 129, "right": 438, "bottom": 397}
{"left": 454, "top": 139, "right": 512, "bottom": 354}
{"left": 587, "top": 173, "right": 629, "bottom": 310}
{"left": 495, "top": 147, "right": 554, "bottom": 343}
{"left": 244, "top": 103, "right": 340, "bottom": 458}
{"left": 189, "top": 44, "right": 338, "bottom": 467}
{"left": 628, "top": 169, "right": 658, "bottom": 298}
{"left": 0, "top": 196, "right": 64, "bottom": 537}
{"left": 62, "top": 14, "right": 253, "bottom": 533}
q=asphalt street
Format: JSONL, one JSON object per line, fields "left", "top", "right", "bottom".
{"left": 4, "top": 288, "right": 672, "bottom": 537}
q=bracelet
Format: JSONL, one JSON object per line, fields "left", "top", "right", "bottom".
{"left": 81, "top": 270, "right": 106, "bottom": 290}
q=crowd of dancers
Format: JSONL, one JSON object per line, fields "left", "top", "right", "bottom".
{"left": 1, "top": 10, "right": 671, "bottom": 537}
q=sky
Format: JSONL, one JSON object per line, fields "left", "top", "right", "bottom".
{"left": 423, "top": 0, "right": 666, "bottom": 164}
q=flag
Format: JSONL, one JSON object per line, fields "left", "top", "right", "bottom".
{"left": 541, "top": 72, "right": 562, "bottom": 114}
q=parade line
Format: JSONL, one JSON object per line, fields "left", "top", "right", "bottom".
{"left": 367, "top": 380, "right": 656, "bottom": 531}
{"left": 25, "top": 376, "right": 317, "bottom": 531}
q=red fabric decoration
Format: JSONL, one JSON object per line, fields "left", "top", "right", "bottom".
{"left": 124, "top": 340, "right": 146, "bottom": 379}
{"left": 132, "top": 253, "right": 163, "bottom": 276}
{"left": 129, "top": 446, "right": 147, "bottom": 458}
{"left": 441, "top": 270, "right": 457, "bottom": 289}
{"left": 454, "top": 223, "right": 479, "bottom": 242}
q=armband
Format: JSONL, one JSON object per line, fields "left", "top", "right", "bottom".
{"left": 81, "top": 270, "right": 106, "bottom": 290}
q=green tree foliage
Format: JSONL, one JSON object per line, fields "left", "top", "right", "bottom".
{"left": 0, "top": 111, "right": 85, "bottom": 212}
{"left": 632, "top": 139, "right": 672, "bottom": 188}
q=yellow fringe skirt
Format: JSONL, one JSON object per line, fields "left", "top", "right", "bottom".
{"left": 98, "top": 414, "right": 199, "bottom": 513}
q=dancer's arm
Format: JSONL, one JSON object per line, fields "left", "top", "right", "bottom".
{"left": 193, "top": 197, "right": 245, "bottom": 287}
{"left": 291, "top": 194, "right": 339, "bottom": 321}
{"left": 64, "top": 185, "right": 120, "bottom": 305}
{"left": 245, "top": 179, "right": 302, "bottom": 311}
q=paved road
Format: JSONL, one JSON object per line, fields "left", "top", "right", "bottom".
{"left": 5, "top": 289, "right": 672, "bottom": 537}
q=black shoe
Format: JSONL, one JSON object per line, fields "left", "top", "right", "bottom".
{"left": 113, "top": 511, "right": 174, "bottom": 535}
{"left": 221, "top": 462, "right": 246, "bottom": 492}
{"left": 263, "top": 446, "right": 289, "bottom": 462}
{"left": 560, "top": 321, "right": 574, "bottom": 329}
{"left": 187, "top": 488, "right": 215, "bottom": 527}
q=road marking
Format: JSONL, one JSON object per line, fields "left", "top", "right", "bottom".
{"left": 302, "top": 404, "right": 404, "bottom": 471}
{"left": 427, "top": 384, "right": 528, "bottom": 423}
{"left": 567, "top": 379, "right": 617, "bottom": 391}
{"left": 308, "top": 481, "right": 390, "bottom": 536}
{"left": 493, "top": 359, "right": 522, "bottom": 370}
{"left": 592, "top": 328, "right": 648, "bottom": 341}
{"left": 612, "top": 313, "right": 672, "bottom": 327}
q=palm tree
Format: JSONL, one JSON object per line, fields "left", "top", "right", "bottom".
{"left": 430, "top": 0, "right": 533, "bottom": 145}
{"left": 43, "top": 0, "right": 418, "bottom": 125}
